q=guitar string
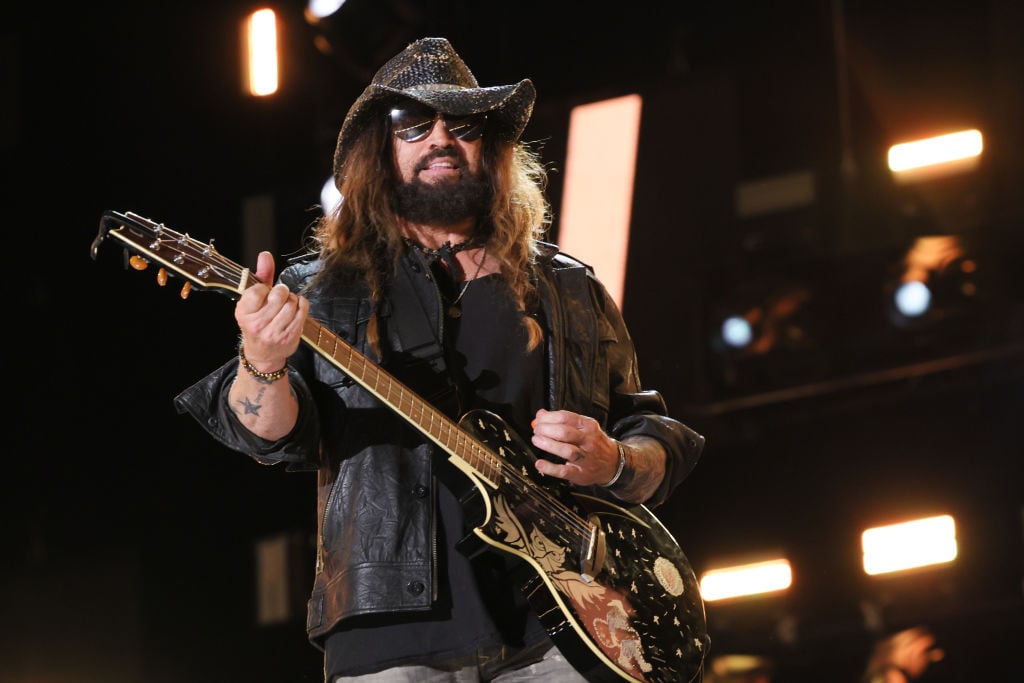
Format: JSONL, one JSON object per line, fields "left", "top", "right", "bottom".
{"left": 162, "top": 233, "right": 593, "bottom": 538}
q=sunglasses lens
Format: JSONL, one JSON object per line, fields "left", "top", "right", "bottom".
{"left": 389, "top": 105, "right": 487, "bottom": 142}
{"left": 445, "top": 114, "right": 486, "bottom": 141}
{"left": 390, "top": 106, "right": 435, "bottom": 141}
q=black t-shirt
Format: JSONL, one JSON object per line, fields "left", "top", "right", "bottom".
{"left": 325, "top": 274, "right": 549, "bottom": 676}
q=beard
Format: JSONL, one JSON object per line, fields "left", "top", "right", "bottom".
{"left": 392, "top": 154, "right": 491, "bottom": 224}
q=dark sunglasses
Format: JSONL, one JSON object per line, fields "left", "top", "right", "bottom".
{"left": 388, "top": 103, "right": 487, "bottom": 142}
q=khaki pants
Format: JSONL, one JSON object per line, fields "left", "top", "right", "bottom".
{"left": 331, "top": 643, "right": 589, "bottom": 682}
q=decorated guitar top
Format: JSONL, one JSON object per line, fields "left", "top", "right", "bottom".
{"left": 91, "top": 209, "right": 709, "bottom": 682}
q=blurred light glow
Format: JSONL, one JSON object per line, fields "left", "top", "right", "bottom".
{"left": 255, "top": 533, "right": 291, "bottom": 624}
{"left": 700, "top": 559, "right": 792, "bottom": 601}
{"left": 903, "top": 235, "right": 964, "bottom": 282}
{"left": 888, "top": 129, "right": 982, "bottom": 181}
{"left": 894, "top": 281, "right": 932, "bottom": 317}
{"left": 246, "top": 9, "right": 279, "bottom": 96}
{"left": 307, "top": 0, "right": 347, "bottom": 20}
{"left": 722, "top": 316, "right": 754, "bottom": 349}
{"left": 320, "top": 177, "right": 342, "bottom": 216}
{"left": 862, "top": 514, "right": 958, "bottom": 576}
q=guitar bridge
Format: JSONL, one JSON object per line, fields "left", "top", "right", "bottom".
{"left": 579, "top": 515, "right": 607, "bottom": 583}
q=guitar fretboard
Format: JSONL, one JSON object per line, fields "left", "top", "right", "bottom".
{"left": 302, "top": 318, "right": 501, "bottom": 489}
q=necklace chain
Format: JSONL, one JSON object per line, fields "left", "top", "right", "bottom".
{"left": 402, "top": 236, "right": 486, "bottom": 317}
{"left": 401, "top": 237, "right": 485, "bottom": 317}
{"left": 447, "top": 247, "right": 487, "bottom": 310}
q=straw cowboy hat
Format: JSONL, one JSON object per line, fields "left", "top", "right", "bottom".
{"left": 332, "top": 37, "right": 536, "bottom": 182}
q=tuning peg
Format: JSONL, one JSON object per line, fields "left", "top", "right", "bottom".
{"left": 157, "top": 267, "right": 168, "bottom": 286}
{"left": 180, "top": 282, "right": 192, "bottom": 300}
{"left": 129, "top": 255, "right": 149, "bottom": 271}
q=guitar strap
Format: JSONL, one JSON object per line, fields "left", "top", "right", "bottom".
{"left": 382, "top": 254, "right": 463, "bottom": 419}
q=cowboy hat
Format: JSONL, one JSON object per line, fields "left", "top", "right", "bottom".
{"left": 332, "top": 37, "right": 536, "bottom": 183}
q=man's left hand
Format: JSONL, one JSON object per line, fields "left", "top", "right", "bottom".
{"left": 530, "top": 408, "right": 620, "bottom": 486}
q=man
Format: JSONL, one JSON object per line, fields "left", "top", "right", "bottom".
{"left": 175, "top": 37, "right": 706, "bottom": 682}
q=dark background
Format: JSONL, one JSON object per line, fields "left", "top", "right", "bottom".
{"left": 4, "top": 1, "right": 1022, "bottom": 681}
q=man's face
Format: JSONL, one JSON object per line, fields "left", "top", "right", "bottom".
{"left": 388, "top": 101, "right": 491, "bottom": 224}
{"left": 390, "top": 102, "right": 486, "bottom": 183}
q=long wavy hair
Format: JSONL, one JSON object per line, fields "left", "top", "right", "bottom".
{"left": 309, "top": 112, "right": 552, "bottom": 354}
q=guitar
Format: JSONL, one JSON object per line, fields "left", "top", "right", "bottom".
{"left": 91, "top": 209, "right": 709, "bottom": 682}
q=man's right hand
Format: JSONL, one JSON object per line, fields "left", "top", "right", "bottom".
{"left": 235, "top": 250, "right": 308, "bottom": 370}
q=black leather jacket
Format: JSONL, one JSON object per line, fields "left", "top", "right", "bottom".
{"left": 173, "top": 241, "right": 705, "bottom": 648}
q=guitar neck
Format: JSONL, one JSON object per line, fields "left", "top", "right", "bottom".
{"left": 301, "top": 318, "right": 500, "bottom": 489}
{"left": 92, "top": 209, "right": 501, "bottom": 488}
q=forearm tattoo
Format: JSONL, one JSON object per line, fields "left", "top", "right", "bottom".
{"left": 610, "top": 441, "right": 666, "bottom": 503}
{"left": 233, "top": 384, "right": 268, "bottom": 417}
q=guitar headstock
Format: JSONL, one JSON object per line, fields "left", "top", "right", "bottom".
{"left": 91, "top": 209, "right": 252, "bottom": 299}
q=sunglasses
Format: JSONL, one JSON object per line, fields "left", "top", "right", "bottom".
{"left": 388, "top": 103, "right": 487, "bottom": 142}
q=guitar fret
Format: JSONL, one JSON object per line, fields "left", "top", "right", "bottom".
{"left": 398, "top": 390, "right": 409, "bottom": 415}
{"left": 478, "top": 446, "right": 494, "bottom": 479}
{"left": 448, "top": 427, "right": 462, "bottom": 458}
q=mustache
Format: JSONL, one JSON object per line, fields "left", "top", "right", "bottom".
{"left": 415, "top": 147, "right": 465, "bottom": 172}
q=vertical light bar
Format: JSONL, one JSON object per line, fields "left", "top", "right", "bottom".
{"left": 255, "top": 533, "right": 290, "bottom": 624}
{"left": 558, "top": 94, "right": 642, "bottom": 309}
{"left": 699, "top": 558, "right": 793, "bottom": 601}
{"left": 245, "top": 8, "right": 279, "bottom": 97}
{"left": 862, "top": 514, "right": 958, "bottom": 576}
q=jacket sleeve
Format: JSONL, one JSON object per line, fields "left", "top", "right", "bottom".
{"left": 595, "top": 273, "right": 706, "bottom": 508}
{"left": 172, "top": 356, "right": 321, "bottom": 472}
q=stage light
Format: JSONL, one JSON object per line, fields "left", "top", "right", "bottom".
{"left": 700, "top": 558, "right": 792, "bottom": 601}
{"left": 861, "top": 514, "right": 958, "bottom": 576}
{"left": 711, "top": 283, "right": 813, "bottom": 358}
{"left": 893, "top": 281, "right": 932, "bottom": 318}
{"left": 306, "top": 0, "right": 348, "bottom": 22}
{"left": 888, "top": 129, "right": 983, "bottom": 183}
{"left": 708, "top": 655, "right": 776, "bottom": 681}
{"left": 244, "top": 9, "right": 279, "bottom": 97}
{"left": 721, "top": 315, "right": 754, "bottom": 350}
{"left": 886, "top": 235, "right": 975, "bottom": 329}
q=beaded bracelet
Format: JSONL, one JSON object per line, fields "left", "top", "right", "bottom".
{"left": 601, "top": 442, "right": 629, "bottom": 488}
{"left": 238, "top": 344, "right": 288, "bottom": 383}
